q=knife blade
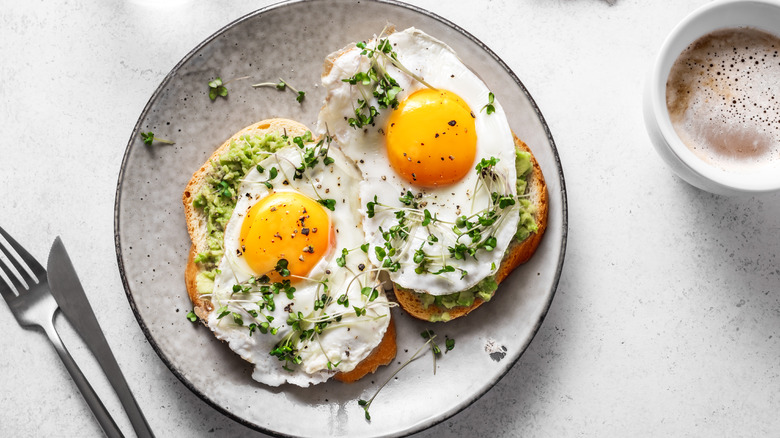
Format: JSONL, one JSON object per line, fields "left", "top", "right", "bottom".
{"left": 47, "top": 237, "right": 155, "bottom": 438}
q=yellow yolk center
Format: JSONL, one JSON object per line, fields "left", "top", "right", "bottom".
{"left": 239, "top": 191, "right": 331, "bottom": 282}
{"left": 386, "top": 89, "right": 477, "bottom": 187}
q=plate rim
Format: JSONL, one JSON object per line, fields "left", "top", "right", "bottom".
{"left": 113, "top": 0, "right": 568, "bottom": 436}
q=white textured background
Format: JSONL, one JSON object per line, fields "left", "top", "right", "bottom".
{"left": 1, "top": 0, "right": 779, "bottom": 436}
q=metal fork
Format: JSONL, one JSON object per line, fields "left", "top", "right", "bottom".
{"left": 0, "top": 227, "right": 123, "bottom": 438}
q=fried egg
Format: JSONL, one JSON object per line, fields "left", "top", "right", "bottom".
{"left": 318, "top": 28, "right": 520, "bottom": 295}
{"left": 207, "top": 136, "right": 391, "bottom": 387}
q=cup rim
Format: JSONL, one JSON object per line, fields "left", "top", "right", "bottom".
{"left": 648, "top": 0, "right": 780, "bottom": 193}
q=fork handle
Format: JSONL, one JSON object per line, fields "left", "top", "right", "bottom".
{"left": 41, "top": 319, "right": 124, "bottom": 438}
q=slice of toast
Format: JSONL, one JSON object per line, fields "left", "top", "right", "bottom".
{"left": 393, "top": 136, "right": 548, "bottom": 321}
{"left": 182, "top": 118, "right": 395, "bottom": 382}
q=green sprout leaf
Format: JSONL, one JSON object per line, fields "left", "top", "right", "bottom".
{"left": 275, "top": 259, "right": 290, "bottom": 277}
{"left": 398, "top": 190, "right": 415, "bottom": 206}
{"left": 366, "top": 196, "right": 378, "bottom": 218}
{"left": 140, "top": 131, "right": 174, "bottom": 146}
{"left": 336, "top": 248, "right": 349, "bottom": 267}
{"left": 358, "top": 399, "right": 371, "bottom": 420}
{"left": 208, "top": 77, "right": 228, "bottom": 100}
{"left": 216, "top": 306, "right": 230, "bottom": 319}
{"left": 318, "top": 198, "right": 336, "bottom": 211}
{"left": 481, "top": 91, "right": 495, "bottom": 115}
{"left": 445, "top": 337, "right": 455, "bottom": 352}
{"left": 374, "top": 246, "right": 386, "bottom": 261}
{"left": 421, "top": 209, "right": 433, "bottom": 227}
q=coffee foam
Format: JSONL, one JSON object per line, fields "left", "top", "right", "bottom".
{"left": 666, "top": 27, "right": 780, "bottom": 173}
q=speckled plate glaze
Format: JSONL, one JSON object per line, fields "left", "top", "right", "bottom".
{"left": 115, "top": 0, "right": 567, "bottom": 436}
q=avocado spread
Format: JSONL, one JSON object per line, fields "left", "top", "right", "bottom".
{"left": 412, "top": 149, "right": 538, "bottom": 318}
{"left": 191, "top": 132, "right": 292, "bottom": 294}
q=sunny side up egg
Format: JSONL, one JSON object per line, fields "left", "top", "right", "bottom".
{"left": 318, "top": 27, "right": 520, "bottom": 296}
{"left": 207, "top": 137, "right": 391, "bottom": 387}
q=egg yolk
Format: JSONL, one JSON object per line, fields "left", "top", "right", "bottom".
{"left": 239, "top": 191, "right": 331, "bottom": 282}
{"left": 386, "top": 89, "right": 477, "bottom": 187}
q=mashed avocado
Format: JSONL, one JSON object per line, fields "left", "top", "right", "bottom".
{"left": 413, "top": 149, "right": 538, "bottom": 318}
{"left": 429, "top": 312, "right": 452, "bottom": 323}
{"left": 192, "top": 132, "right": 294, "bottom": 293}
{"left": 515, "top": 150, "right": 538, "bottom": 241}
{"left": 418, "top": 275, "right": 499, "bottom": 309}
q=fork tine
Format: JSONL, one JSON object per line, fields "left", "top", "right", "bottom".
{"left": 0, "top": 226, "right": 46, "bottom": 281}
{"left": 0, "top": 236, "right": 33, "bottom": 291}
{"left": 0, "top": 253, "right": 21, "bottom": 300}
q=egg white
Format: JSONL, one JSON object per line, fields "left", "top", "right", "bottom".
{"left": 318, "top": 28, "right": 520, "bottom": 295}
{"left": 207, "top": 141, "right": 390, "bottom": 387}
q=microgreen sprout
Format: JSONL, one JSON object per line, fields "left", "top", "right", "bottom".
{"left": 275, "top": 258, "right": 291, "bottom": 278}
{"left": 253, "top": 78, "right": 306, "bottom": 103}
{"left": 318, "top": 199, "right": 336, "bottom": 211}
{"left": 208, "top": 76, "right": 250, "bottom": 101}
{"left": 186, "top": 310, "right": 198, "bottom": 322}
{"left": 216, "top": 180, "right": 232, "bottom": 198}
{"left": 275, "top": 131, "right": 338, "bottom": 209}
{"left": 342, "top": 29, "right": 434, "bottom": 129}
{"left": 421, "top": 329, "right": 442, "bottom": 374}
{"left": 358, "top": 331, "right": 441, "bottom": 421}
{"left": 208, "top": 77, "right": 227, "bottom": 100}
{"left": 292, "top": 131, "right": 327, "bottom": 178}
{"left": 141, "top": 131, "right": 175, "bottom": 146}
{"left": 216, "top": 305, "right": 230, "bottom": 320}
{"left": 255, "top": 166, "right": 279, "bottom": 189}
{"left": 482, "top": 92, "right": 496, "bottom": 115}
{"left": 336, "top": 248, "right": 349, "bottom": 267}
{"left": 398, "top": 190, "right": 419, "bottom": 208}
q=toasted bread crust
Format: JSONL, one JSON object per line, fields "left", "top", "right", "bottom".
{"left": 393, "top": 136, "right": 548, "bottom": 322}
{"left": 184, "top": 244, "right": 212, "bottom": 319}
{"left": 496, "top": 138, "right": 548, "bottom": 282}
{"left": 182, "top": 118, "right": 396, "bottom": 384}
{"left": 334, "top": 318, "right": 397, "bottom": 383}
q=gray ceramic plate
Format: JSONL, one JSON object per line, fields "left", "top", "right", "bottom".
{"left": 114, "top": 0, "right": 567, "bottom": 436}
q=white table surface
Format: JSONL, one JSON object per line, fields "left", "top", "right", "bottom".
{"left": 2, "top": 0, "right": 779, "bottom": 436}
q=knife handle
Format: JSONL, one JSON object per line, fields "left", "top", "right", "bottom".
{"left": 88, "top": 331, "right": 155, "bottom": 438}
{"left": 42, "top": 316, "right": 124, "bottom": 438}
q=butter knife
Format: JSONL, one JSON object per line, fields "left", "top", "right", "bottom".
{"left": 47, "top": 237, "right": 155, "bottom": 438}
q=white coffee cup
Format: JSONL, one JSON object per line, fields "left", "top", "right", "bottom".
{"left": 643, "top": 0, "right": 780, "bottom": 195}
